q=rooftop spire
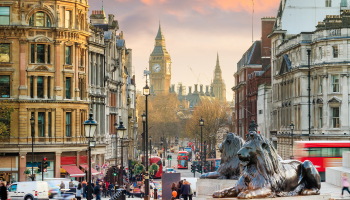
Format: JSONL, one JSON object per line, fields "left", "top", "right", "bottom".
{"left": 155, "top": 22, "right": 165, "bottom": 40}
{"left": 216, "top": 52, "right": 220, "bottom": 68}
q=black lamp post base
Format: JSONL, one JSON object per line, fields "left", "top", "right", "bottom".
{"left": 144, "top": 195, "right": 150, "bottom": 200}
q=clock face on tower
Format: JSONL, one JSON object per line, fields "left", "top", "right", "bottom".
{"left": 153, "top": 63, "right": 161, "bottom": 73}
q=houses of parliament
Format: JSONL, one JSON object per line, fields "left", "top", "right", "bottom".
{"left": 148, "top": 23, "right": 226, "bottom": 106}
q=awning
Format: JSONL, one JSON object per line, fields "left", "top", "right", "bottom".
{"left": 61, "top": 165, "right": 85, "bottom": 177}
{"left": 80, "top": 164, "right": 99, "bottom": 175}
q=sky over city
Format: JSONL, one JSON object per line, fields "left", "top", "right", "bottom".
{"left": 89, "top": 0, "right": 280, "bottom": 101}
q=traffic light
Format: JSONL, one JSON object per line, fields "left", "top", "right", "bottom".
{"left": 196, "top": 165, "right": 202, "bottom": 173}
{"left": 191, "top": 165, "right": 195, "bottom": 173}
{"left": 42, "top": 157, "right": 48, "bottom": 172}
{"left": 37, "top": 163, "right": 42, "bottom": 173}
{"left": 113, "top": 167, "right": 117, "bottom": 176}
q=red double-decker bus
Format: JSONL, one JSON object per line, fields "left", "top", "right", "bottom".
{"left": 295, "top": 141, "right": 350, "bottom": 181}
{"left": 177, "top": 151, "right": 189, "bottom": 169}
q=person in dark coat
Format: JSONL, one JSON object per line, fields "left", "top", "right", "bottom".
{"left": 0, "top": 182, "right": 7, "bottom": 200}
{"left": 84, "top": 183, "right": 94, "bottom": 200}
{"left": 176, "top": 180, "right": 183, "bottom": 199}
{"left": 180, "top": 181, "right": 190, "bottom": 200}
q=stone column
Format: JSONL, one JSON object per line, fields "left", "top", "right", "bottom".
{"left": 72, "top": 109, "right": 76, "bottom": 139}
{"left": 50, "top": 77, "right": 54, "bottom": 99}
{"left": 86, "top": 49, "right": 89, "bottom": 96}
{"left": 34, "top": 110, "right": 38, "bottom": 138}
{"left": 55, "top": 152, "right": 61, "bottom": 178}
{"left": 19, "top": 40, "right": 27, "bottom": 99}
{"left": 96, "top": 54, "right": 100, "bottom": 92}
{"left": 33, "top": 76, "right": 37, "bottom": 98}
{"left": 54, "top": 42, "right": 62, "bottom": 100}
{"left": 341, "top": 73, "right": 349, "bottom": 130}
{"left": 75, "top": 44, "right": 80, "bottom": 100}
{"left": 44, "top": 76, "right": 48, "bottom": 99}
{"left": 323, "top": 74, "right": 328, "bottom": 133}
{"left": 45, "top": 109, "right": 49, "bottom": 138}
{"left": 19, "top": 152, "right": 27, "bottom": 182}
{"left": 27, "top": 76, "right": 31, "bottom": 98}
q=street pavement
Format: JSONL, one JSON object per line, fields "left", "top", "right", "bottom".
{"left": 164, "top": 153, "right": 201, "bottom": 178}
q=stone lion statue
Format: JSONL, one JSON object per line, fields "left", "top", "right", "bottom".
{"left": 213, "top": 131, "right": 321, "bottom": 199}
{"left": 200, "top": 132, "right": 244, "bottom": 179}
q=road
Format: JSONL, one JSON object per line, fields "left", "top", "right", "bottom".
{"left": 162, "top": 153, "right": 201, "bottom": 178}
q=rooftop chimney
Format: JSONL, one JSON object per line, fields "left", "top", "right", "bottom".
{"left": 194, "top": 84, "right": 198, "bottom": 93}
{"left": 200, "top": 84, "right": 204, "bottom": 96}
{"left": 205, "top": 86, "right": 210, "bottom": 96}
{"left": 188, "top": 86, "right": 192, "bottom": 94}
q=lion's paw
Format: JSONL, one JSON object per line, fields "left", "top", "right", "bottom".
{"left": 237, "top": 191, "right": 252, "bottom": 199}
{"left": 301, "top": 189, "right": 320, "bottom": 195}
{"left": 213, "top": 190, "right": 226, "bottom": 198}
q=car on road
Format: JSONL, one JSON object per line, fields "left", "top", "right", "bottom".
{"left": 165, "top": 168, "right": 175, "bottom": 173}
{"left": 8, "top": 181, "right": 49, "bottom": 200}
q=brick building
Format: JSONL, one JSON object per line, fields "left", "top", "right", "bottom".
{"left": 233, "top": 17, "right": 275, "bottom": 138}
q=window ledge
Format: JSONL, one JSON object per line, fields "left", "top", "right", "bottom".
{"left": 0, "top": 62, "right": 14, "bottom": 65}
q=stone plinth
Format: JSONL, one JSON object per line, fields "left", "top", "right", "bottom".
{"left": 203, "top": 194, "right": 330, "bottom": 200}
{"left": 196, "top": 179, "right": 237, "bottom": 199}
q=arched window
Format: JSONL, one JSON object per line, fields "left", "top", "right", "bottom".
{"left": 29, "top": 11, "right": 51, "bottom": 27}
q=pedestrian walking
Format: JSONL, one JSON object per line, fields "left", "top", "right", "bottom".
{"left": 188, "top": 183, "right": 193, "bottom": 200}
{"left": 69, "top": 179, "right": 74, "bottom": 188}
{"left": 342, "top": 173, "right": 350, "bottom": 197}
{"left": 176, "top": 180, "right": 183, "bottom": 199}
{"left": 93, "top": 183, "right": 101, "bottom": 200}
{"left": 82, "top": 180, "right": 87, "bottom": 198}
{"left": 171, "top": 182, "right": 177, "bottom": 192}
{"left": 180, "top": 181, "right": 190, "bottom": 200}
{"left": 76, "top": 183, "right": 83, "bottom": 200}
{"left": 129, "top": 183, "right": 134, "bottom": 198}
{"left": 140, "top": 181, "right": 145, "bottom": 198}
{"left": 60, "top": 181, "right": 65, "bottom": 191}
{"left": 0, "top": 182, "right": 7, "bottom": 200}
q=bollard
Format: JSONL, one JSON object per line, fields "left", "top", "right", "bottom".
{"left": 154, "top": 188, "right": 158, "bottom": 199}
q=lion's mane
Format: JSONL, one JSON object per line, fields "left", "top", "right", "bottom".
{"left": 243, "top": 132, "right": 285, "bottom": 193}
{"left": 217, "top": 132, "right": 245, "bottom": 179}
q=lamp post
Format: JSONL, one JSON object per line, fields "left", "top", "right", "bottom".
{"left": 30, "top": 115, "right": 35, "bottom": 181}
{"left": 161, "top": 137, "right": 165, "bottom": 166}
{"left": 290, "top": 122, "right": 295, "bottom": 159}
{"left": 143, "top": 75, "right": 150, "bottom": 200}
{"left": 83, "top": 111, "right": 98, "bottom": 200}
{"left": 149, "top": 136, "right": 152, "bottom": 165}
{"left": 141, "top": 111, "right": 146, "bottom": 166}
{"left": 116, "top": 120, "right": 127, "bottom": 187}
{"left": 307, "top": 49, "right": 311, "bottom": 141}
{"left": 199, "top": 116, "right": 204, "bottom": 174}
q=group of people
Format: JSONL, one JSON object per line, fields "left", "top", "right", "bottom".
{"left": 171, "top": 179, "right": 193, "bottom": 200}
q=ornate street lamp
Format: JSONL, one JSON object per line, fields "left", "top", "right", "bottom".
{"left": 290, "top": 122, "right": 295, "bottom": 159}
{"left": 83, "top": 111, "right": 98, "bottom": 200}
{"left": 30, "top": 115, "right": 35, "bottom": 181}
{"left": 199, "top": 116, "right": 204, "bottom": 174}
{"left": 116, "top": 120, "right": 127, "bottom": 186}
{"left": 143, "top": 76, "right": 150, "bottom": 200}
{"left": 141, "top": 111, "right": 146, "bottom": 166}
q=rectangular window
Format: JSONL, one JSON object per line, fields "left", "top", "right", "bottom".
{"left": 319, "top": 107, "right": 323, "bottom": 128}
{"left": 79, "top": 78, "right": 83, "bottom": 99}
{"left": 326, "top": 0, "right": 332, "bottom": 7}
{"left": 38, "top": 112, "right": 45, "bottom": 137}
{"left": 31, "top": 44, "right": 35, "bottom": 63}
{"left": 333, "top": 45, "right": 338, "bottom": 58}
{"left": 332, "top": 107, "right": 340, "bottom": 128}
{"left": 66, "top": 112, "right": 71, "bottom": 137}
{"left": 0, "top": 7, "right": 10, "bottom": 25}
{"left": 0, "top": 75, "right": 10, "bottom": 98}
{"left": 47, "top": 77, "right": 50, "bottom": 99}
{"left": 37, "top": 44, "right": 45, "bottom": 63}
{"left": 37, "top": 76, "right": 44, "bottom": 98}
{"left": 65, "top": 10, "right": 70, "bottom": 28}
{"left": 65, "top": 46, "right": 71, "bottom": 64}
{"left": 48, "top": 112, "right": 51, "bottom": 137}
{"left": 47, "top": 45, "right": 50, "bottom": 63}
{"left": 319, "top": 47, "right": 322, "bottom": 59}
{"left": 332, "top": 75, "right": 339, "bottom": 92}
{"left": 319, "top": 76, "right": 323, "bottom": 93}
{"left": 0, "top": 43, "right": 10, "bottom": 63}
{"left": 66, "top": 77, "right": 71, "bottom": 99}
{"left": 30, "top": 76, "right": 33, "bottom": 98}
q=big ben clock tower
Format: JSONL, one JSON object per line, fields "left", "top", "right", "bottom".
{"left": 149, "top": 23, "right": 171, "bottom": 94}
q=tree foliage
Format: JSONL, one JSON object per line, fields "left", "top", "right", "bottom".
{"left": 136, "top": 92, "right": 180, "bottom": 146}
{"left": 185, "top": 99, "right": 231, "bottom": 145}
{"left": 0, "top": 100, "right": 14, "bottom": 138}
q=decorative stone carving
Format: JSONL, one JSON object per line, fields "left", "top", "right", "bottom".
{"left": 200, "top": 132, "right": 244, "bottom": 179}
{"left": 34, "top": 36, "right": 53, "bottom": 43}
{"left": 328, "top": 96, "right": 342, "bottom": 103}
{"left": 213, "top": 122, "right": 321, "bottom": 199}
{"left": 35, "top": 65, "right": 49, "bottom": 71}
{"left": 317, "top": 98, "right": 323, "bottom": 104}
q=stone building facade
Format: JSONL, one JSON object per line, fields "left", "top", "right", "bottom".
{"left": 268, "top": 10, "right": 350, "bottom": 160}
{"left": 89, "top": 9, "right": 137, "bottom": 178}
{"left": 0, "top": 0, "right": 111, "bottom": 182}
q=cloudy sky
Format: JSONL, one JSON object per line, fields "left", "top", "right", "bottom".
{"left": 89, "top": 0, "right": 280, "bottom": 101}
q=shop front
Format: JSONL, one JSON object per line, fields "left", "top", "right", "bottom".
{"left": 0, "top": 154, "right": 19, "bottom": 184}
{"left": 25, "top": 153, "right": 55, "bottom": 181}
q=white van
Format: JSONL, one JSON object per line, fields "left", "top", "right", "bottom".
{"left": 8, "top": 181, "right": 49, "bottom": 200}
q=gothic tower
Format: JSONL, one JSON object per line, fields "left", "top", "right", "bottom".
{"left": 212, "top": 53, "right": 226, "bottom": 101}
{"left": 149, "top": 23, "right": 171, "bottom": 94}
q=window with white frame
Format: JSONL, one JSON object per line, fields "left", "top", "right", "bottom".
{"left": 332, "top": 107, "right": 340, "bottom": 128}
{"left": 65, "top": 10, "right": 71, "bottom": 28}
{"left": 319, "top": 107, "right": 323, "bottom": 128}
{"left": 333, "top": 45, "right": 338, "bottom": 58}
{"left": 332, "top": 75, "right": 339, "bottom": 92}
{"left": 326, "top": 0, "right": 332, "bottom": 7}
{"left": 319, "top": 76, "right": 323, "bottom": 93}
